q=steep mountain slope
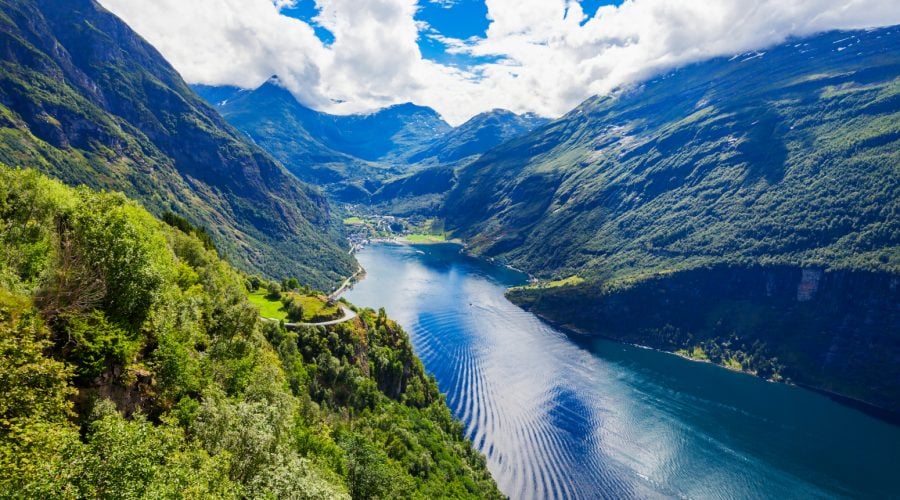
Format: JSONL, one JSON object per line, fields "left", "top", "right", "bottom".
{"left": 407, "top": 109, "right": 549, "bottom": 166}
{"left": 330, "top": 102, "right": 451, "bottom": 162}
{"left": 366, "top": 110, "right": 549, "bottom": 214}
{"left": 446, "top": 27, "right": 900, "bottom": 411}
{"left": 201, "top": 77, "right": 374, "bottom": 186}
{"left": 0, "top": 0, "right": 354, "bottom": 289}
{"left": 199, "top": 81, "right": 548, "bottom": 202}
{"left": 204, "top": 78, "right": 450, "bottom": 167}
{"left": 0, "top": 166, "right": 501, "bottom": 498}
{"left": 191, "top": 83, "right": 244, "bottom": 107}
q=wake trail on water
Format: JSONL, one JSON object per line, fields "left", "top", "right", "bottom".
{"left": 345, "top": 244, "right": 900, "bottom": 500}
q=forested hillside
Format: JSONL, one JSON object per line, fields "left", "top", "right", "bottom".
{"left": 0, "top": 0, "right": 354, "bottom": 289}
{"left": 0, "top": 165, "right": 501, "bottom": 498}
{"left": 445, "top": 26, "right": 900, "bottom": 411}
{"left": 447, "top": 27, "right": 899, "bottom": 279}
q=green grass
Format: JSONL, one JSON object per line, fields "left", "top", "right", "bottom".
{"left": 513, "top": 275, "right": 585, "bottom": 291}
{"left": 404, "top": 233, "right": 447, "bottom": 243}
{"left": 690, "top": 346, "right": 709, "bottom": 361}
{"left": 248, "top": 289, "right": 288, "bottom": 320}
{"left": 342, "top": 216, "right": 365, "bottom": 225}
{"left": 291, "top": 294, "right": 340, "bottom": 322}
{"left": 723, "top": 357, "right": 743, "bottom": 371}
{"left": 247, "top": 289, "right": 339, "bottom": 322}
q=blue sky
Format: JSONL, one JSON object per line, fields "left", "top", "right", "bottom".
{"left": 100, "top": 0, "right": 900, "bottom": 124}
{"left": 281, "top": 0, "right": 622, "bottom": 70}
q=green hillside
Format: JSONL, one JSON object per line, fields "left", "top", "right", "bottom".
{"left": 444, "top": 27, "right": 900, "bottom": 411}
{"left": 0, "top": 0, "right": 354, "bottom": 289}
{"left": 0, "top": 165, "right": 501, "bottom": 498}
{"left": 447, "top": 27, "right": 899, "bottom": 280}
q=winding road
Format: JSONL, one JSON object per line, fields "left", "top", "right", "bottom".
{"left": 260, "top": 305, "right": 358, "bottom": 328}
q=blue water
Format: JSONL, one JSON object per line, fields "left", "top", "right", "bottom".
{"left": 344, "top": 243, "right": 900, "bottom": 499}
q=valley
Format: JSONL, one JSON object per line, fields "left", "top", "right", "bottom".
{"left": 0, "top": 0, "right": 897, "bottom": 498}
{"left": 344, "top": 241, "right": 900, "bottom": 498}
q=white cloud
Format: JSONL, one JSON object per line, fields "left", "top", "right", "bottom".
{"left": 272, "top": 0, "right": 298, "bottom": 9}
{"left": 98, "top": 0, "right": 900, "bottom": 125}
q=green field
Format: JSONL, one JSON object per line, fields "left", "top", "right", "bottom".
{"left": 404, "top": 233, "right": 447, "bottom": 243}
{"left": 248, "top": 289, "right": 288, "bottom": 320}
{"left": 291, "top": 294, "right": 340, "bottom": 322}
{"left": 342, "top": 216, "right": 366, "bottom": 225}
{"left": 513, "top": 275, "right": 585, "bottom": 291}
{"left": 248, "top": 289, "right": 340, "bottom": 322}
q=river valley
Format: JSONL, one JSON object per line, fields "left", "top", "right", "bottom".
{"left": 343, "top": 242, "right": 900, "bottom": 499}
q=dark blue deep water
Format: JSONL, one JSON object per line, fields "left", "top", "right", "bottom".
{"left": 343, "top": 243, "right": 900, "bottom": 499}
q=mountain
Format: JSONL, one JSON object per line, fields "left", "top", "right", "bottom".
{"left": 331, "top": 101, "right": 451, "bottom": 162}
{"left": 407, "top": 109, "right": 549, "bottom": 165}
{"left": 0, "top": 0, "right": 354, "bottom": 289}
{"left": 0, "top": 165, "right": 502, "bottom": 498}
{"left": 445, "top": 27, "right": 900, "bottom": 411}
{"left": 199, "top": 77, "right": 375, "bottom": 187}
{"left": 198, "top": 80, "right": 547, "bottom": 201}
{"left": 365, "top": 110, "right": 548, "bottom": 213}
{"left": 191, "top": 83, "right": 244, "bottom": 106}
{"left": 200, "top": 78, "right": 451, "bottom": 178}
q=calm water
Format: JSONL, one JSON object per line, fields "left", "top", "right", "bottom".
{"left": 343, "top": 243, "right": 900, "bottom": 499}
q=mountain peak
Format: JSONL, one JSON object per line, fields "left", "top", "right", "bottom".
{"left": 265, "top": 74, "right": 285, "bottom": 87}
{"left": 377, "top": 102, "right": 441, "bottom": 118}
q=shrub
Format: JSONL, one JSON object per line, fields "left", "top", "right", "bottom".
{"left": 266, "top": 282, "right": 282, "bottom": 301}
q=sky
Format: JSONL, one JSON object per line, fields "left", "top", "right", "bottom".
{"left": 98, "top": 0, "right": 900, "bottom": 125}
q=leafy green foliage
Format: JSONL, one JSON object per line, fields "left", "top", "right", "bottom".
{"left": 0, "top": 0, "right": 354, "bottom": 289}
{"left": 57, "top": 311, "right": 138, "bottom": 384}
{"left": 162, "top": 212, "right": 217, "bottom": 252}
{"left": 283, "top": 295, "right": 306, "bottom": 322}
{"left": 0, "top": 165, "right": 500, "bottom": 498}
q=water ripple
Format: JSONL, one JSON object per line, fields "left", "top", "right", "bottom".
{"left": 345, "top": 243, "right": 900, "bottom": 499}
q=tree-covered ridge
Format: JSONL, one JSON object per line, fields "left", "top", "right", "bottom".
{"left": 0, "top": 0, "right": 354, "bottom": 289}
{"left": 445, "top": 26, "right": 900, "bottom": 281}
{"left": 438, "top": 26, "right": 900, "bottom": 414}
{"left": 0, "top": 166, "right": 501, "bottom": 498}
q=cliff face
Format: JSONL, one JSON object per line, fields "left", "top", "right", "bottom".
{"left": 509, "top": 266, "right": 900, "bottom": 413}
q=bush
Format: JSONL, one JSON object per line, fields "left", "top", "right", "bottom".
{"left": 57, "top": 310, "right": 139, "bottom": 383}
{"left": 282, "top": 295, "right": 304, "bottom": 323}
{"left": 266, "top": 282, "right": 282, "bottom": 301}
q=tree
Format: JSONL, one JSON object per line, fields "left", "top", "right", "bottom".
{"left": 266, "top": 282, "right": 282, "bottom": 300}
{"left": 283, "top": 296, "right": 304, "bottom": 323}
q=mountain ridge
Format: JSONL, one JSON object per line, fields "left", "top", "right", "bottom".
{"left": 195, "top": 78, "right": 549, "bottom": 199}
{"left": 443, "top": 25, "right": 900, "bottom": 411}
{"left": 0, "top": 0, "right": 355, "bottom": 289}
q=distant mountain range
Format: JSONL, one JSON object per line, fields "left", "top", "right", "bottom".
{"left": 443, "top": 26, "right": 900, "bottom": 412}
{"left": 0, "top": 0, "right": 354, "bottom": 288}
{"left": 194, "top": 79, "right": 548, "bottom": 199}
{"left": 407, "top": 109, "right": 549, "bottom": 166}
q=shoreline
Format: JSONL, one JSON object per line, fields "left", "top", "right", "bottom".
{"left": 330, "top": 264, "right": 365, "bottom": 300}
{"left": 522, "top": 306, "right": 900, "bottom": 427}
{"left": 373, "top": 236, "right": 465, "bottom": 245}
{"left": 347, "top": 238, "right": 900, "bottom": 427}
